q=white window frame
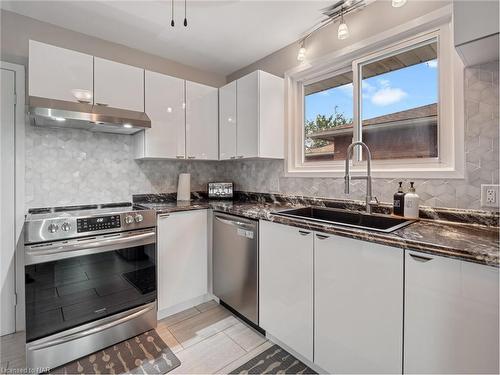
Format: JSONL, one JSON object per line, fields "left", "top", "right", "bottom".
{"left": 285, "top": 5, "right": 464, "bottom": 179}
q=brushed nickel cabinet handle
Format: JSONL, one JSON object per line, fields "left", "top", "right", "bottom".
{"left": 176, "top": 155, "right": 185, "bottom": 159}
{"left": 188, "top": 156, "right": 196, "bottom": 159}
{"left": 409, "top": 253, "right": 433, "bottom": 262}
{"left": 95, "top": 102, "right": 108, "bottom": 107}
{"left": 230, "top": 156, "right": 236, "bottom": 159}
{"left": 237, "top": 155, "right": 244, "bottom": 159}
{"left": 158, "top": 214, "right": 170, "bottom": 218}
{"left": 298, "top": 230, "right": 311, "bottom": 236}
{"left": 316, "top": 234, "right": 329, "bottom": 240}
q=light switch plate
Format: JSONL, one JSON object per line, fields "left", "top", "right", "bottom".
{"left": 481, "top": 184, "right": 500, "bottom": 207}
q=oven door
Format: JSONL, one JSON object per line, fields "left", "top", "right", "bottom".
{"left": 24, "top": 228, "right": 156, "bottom": 343}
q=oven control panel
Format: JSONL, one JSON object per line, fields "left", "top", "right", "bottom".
{"left": 77, "top": 215, "right": 121, "bottom": 233}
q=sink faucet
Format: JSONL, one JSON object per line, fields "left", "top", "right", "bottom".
{"left": 344, "top": 141, "right": 378, "bottom": 214}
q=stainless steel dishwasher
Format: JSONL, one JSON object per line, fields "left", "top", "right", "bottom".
{"left": 213, "top": 212, "right": 259, "bottom": 325}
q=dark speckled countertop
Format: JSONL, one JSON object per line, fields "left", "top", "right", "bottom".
{"left": 134, "top": 192, "right": 499, "bottom": 268}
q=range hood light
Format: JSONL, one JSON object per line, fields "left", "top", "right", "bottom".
{"left": 392, "top": 0, "right": 407, "bottom": 8}
{"left": 71, "top": 89, "right": 93, "bottom": 103}
{"left": 123, "top": 123, "right": 133, "bottom": 129}
{"left": 53, "top": 116, "right": 66, "bottom": 122}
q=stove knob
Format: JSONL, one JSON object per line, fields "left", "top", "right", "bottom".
{"left": 125, "top": 215, "right": 134, "bottom": 224}
{"left": 134, "top": 214, "right": 144, "bottom": 223}
{"left": 48, "top": 223, "right": 59, "bottom": 233}
{"left": 61, "top": 222, "right": 71, "bottom": 232}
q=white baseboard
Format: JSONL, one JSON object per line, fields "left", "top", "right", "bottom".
{"left": 157, "top": 294, "right": 214, "bottom": 320}
{"left": 265, "top": 333, "right": 327, "bottom": 374}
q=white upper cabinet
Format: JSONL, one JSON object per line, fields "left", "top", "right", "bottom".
{"left": 29, "top": 40, "right": 93, "bottom": 103}
{"left": 219, "top": 81, "right": 237, "bottom": 160}
{"left": 232, "top": 70, "right": 284, "bottom": 159}
{"left": 185, "top": 81, "right": 218, "bottom": 160}
{"left": 135, "top": 71, "right": 185, "bottom": 159}
{"left": 94, "top": 57, "right": 144, "bottom": 112}
{"left": 404, "top": 251, "right": 499, "bottom": 374}
{"left": 454, "top": 0, "right": 499, "bottom": 66}
{"left": 314, "top": 233, "right": 403, "bottom": 374}
{"left": 259, "top": 221, "right": 314, "bottom": 362}
{"left": 236, "top": 71, "right": 259, "bottom": 158}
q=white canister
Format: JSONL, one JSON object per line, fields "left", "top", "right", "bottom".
{"left": 404, "top": 182, "right": 420, "bottom": 218}
{"left": 177, "top": 173, "right": 191, "bottom": 201}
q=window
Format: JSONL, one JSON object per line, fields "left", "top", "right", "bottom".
{"left": 304, "top": 71, "right": 353, "bottom": 162}
{"left": 359, "top": 40, "right": 438, "bottom": 160}
{"left": 287, "top": 14, "right": 464, "bottom": 178}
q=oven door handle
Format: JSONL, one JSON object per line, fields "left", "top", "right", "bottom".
{"left": 27, "top": 303, "right": 155, "bottom": 351}
{"left": 25, "top": 229, "right": 156, "bottom": 265}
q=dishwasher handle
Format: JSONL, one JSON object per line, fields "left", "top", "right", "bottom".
{"left": 214, "top": 215, "right": 256, "bottom": 230}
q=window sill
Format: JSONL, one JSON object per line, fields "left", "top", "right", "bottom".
{"left": 284, "top": 164, "right": 465, "bottom": 179}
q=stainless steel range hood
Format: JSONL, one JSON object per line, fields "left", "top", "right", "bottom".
{"left": 28, "top": 96, "right": 151, "bottom": 135}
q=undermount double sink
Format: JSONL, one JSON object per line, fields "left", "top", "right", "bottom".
{"left": 273, "top": 206, "right": 416, "bottom": 233}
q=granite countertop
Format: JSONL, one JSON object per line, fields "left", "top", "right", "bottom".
{"left": 135, "top": 195, "right": 499, "bottom": 268}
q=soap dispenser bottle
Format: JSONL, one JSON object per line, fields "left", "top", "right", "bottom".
{"left": 404, "top": 182, "right": 420, "bottom": 218}
{"left": 393, "top": 181, "right": 405, "bottom": 216}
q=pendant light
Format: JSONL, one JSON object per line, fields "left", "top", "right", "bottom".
{"left": 337, "top": 11, "right": 349, "bottom": 40}
{"left": 297, "top": 40, "right": 307, "bottom": 61}
{"left": 392, "top": 0, "right": 407, "bottom": 8}
{"left": 184, "top": 0, "right": 188, "bottom": 26}
{"left": 170, "top": 0, "right": 175, "bottom": 26}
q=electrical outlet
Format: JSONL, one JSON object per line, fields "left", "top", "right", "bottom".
{"left": 481, "top": 184, "right": 500, "bottom": 207}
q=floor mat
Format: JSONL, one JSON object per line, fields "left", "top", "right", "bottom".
{"left": 49, "top": 330, "right": 180, "bottom": 374}
{"left": 230, "top": 344, "right": 317, "bottom": 374}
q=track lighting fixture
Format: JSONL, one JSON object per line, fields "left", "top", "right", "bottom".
{"left": 297, "top": 40, "right": 307, "bottom": 61}
{"left": 337, "top": 12, "right": 349, "bottom": 40}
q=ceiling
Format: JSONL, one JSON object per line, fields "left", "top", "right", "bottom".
{"left": 1, "top": 0, "right": 329, "bottom": 76}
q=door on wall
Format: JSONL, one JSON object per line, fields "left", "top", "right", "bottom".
{"left": 1, "top": 67, "right": 17, "bottom": 336}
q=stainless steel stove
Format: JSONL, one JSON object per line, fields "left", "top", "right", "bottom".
{"left": 24, "top": 202, "right": 157, "bottom": 370}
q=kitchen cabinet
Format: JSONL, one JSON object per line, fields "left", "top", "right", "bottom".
{"left": 185, "top": 81, "right": 218, "bottom": 160}
{"left": 135, "top": 71, "right": 185, "bottom": 159}
{"left": 157, "top": 210, "right": 208, "bottom": 314}
{"left": 94, "top": 57, "right": 144, "bottom": 112}
{"left": 259, "top": 221, "right": 313, "bottom": 362}
{"left": 29, "top": 40, "right": 93, "bottom": 103}
{"left": 314, "top": 233, "right": 403, "bottom": 374}
{"left": 404, "top": 251, "right": 499, "bottom": 374}
{"left": 454, "top": 1, "right": 499, "bottom": 66}
{"left": 219, "top": 81, "right": 237, "bottom": 160}
{"left": 219, "top": 70, "right": 284, "bottom": 160}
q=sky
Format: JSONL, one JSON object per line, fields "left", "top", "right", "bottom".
{"left": 305, "top": 60, "right": 438, "bottom": 123}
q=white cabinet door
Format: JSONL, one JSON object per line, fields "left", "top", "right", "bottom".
{"left": 236, "top": 71, "right": 259, "bottom": 158}
{"left": 157, "top": 210, "right": 208, "bottom": 312}
{"left": 29, "top": 40, "right": 93, "bottom": 103}
{"left": 258, "top": 71, "right": 284, "bottom": 159}
{"left": 138, "top": 71, "right": 185, "bottom": 159}
{"left": 94, "top": 57, "right": 144, "bottom": 112}
{"left": 405, "top": 251, "right": 499, "bottom": 374}
{"left": 314, "top": 233, "right": 403, "bottom": 374}
{"left": 259, "top": 221, "right": 313, "bottom": 362}
{"left": 219, "top": 81, "right": 237, "bottom": 160}
{"left": 185, "top": 81, "right": 218, "bottom": 160}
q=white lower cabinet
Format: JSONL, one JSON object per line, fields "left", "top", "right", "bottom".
{"left": 157, "top": 210, "right": 208, "bottom": 313}
{"left": 404, "top": 251, "right": 499, "bottom": 374}
{"left": 314, "top": 233, "right": 403, "bottom": 374}
{"left": 259, "top": 221, "right": 314, "bottom": 362}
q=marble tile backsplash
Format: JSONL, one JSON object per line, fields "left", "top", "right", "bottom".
{"left": 25, "top": 62, "right": 498, "bottom": 210}
{"left": 220, "top": 61, "right": 499, "bottom": 211}
{"left": 25, "top": 126, "right": 225, "bottom": 208}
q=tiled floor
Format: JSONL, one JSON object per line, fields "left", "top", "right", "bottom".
{"left": 0, "top": 299, "right": 271, "bottom": 374}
